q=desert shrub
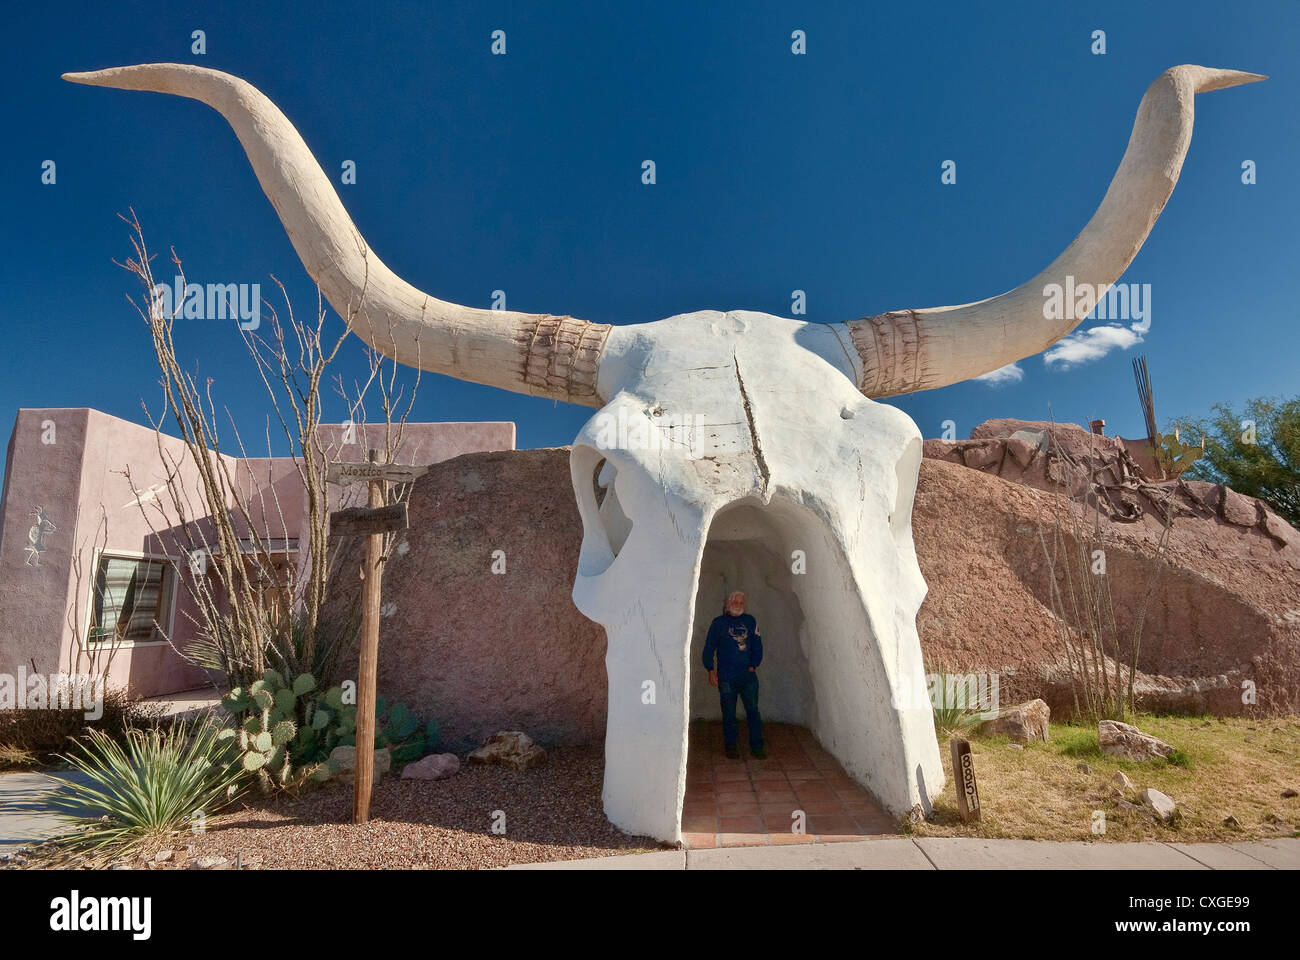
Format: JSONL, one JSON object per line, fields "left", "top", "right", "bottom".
{"left": 0, "top": 687, "right": 167, "bottom": 767}
{"left": 1169, "top": 395, "right": 1300, "bottom": 527}
{"left": 925, "top": 658, "right": 982, "bottom": 735}
{"left": 47, "top": 717, "right": 245, "bottom": 855}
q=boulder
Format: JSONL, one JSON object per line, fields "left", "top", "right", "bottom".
{"left": 1098, "top": 720, "right": 1174, "bottom": 761}
{"left": 1006, "top": 435, "right": 1041, "bottom": 469}
{"left": 960, "top": 441, "right": 1004, "bottom": 470}
{"left": 977, "top": 698, "right": 1050, "bottom": 743}
{"left": 1260, "top": 506, "right": 1300, "bottom": 547}
{"left": 328, "top": 745, "right": 392, "bottom": 783}
{"left": 468, "top": 730, "right": 546, "bottom": 770}
{"left": 1139, "top": 787, "right": 1179, "bottom": 822}
{"left": 922, "top": 438, "right": 962, "bottom": 463}
{"left": 401, "top": 752, "right": 461, "bottom": 780}
{"left": 1221, "top": 487, "right": 1260, "bottom": 527}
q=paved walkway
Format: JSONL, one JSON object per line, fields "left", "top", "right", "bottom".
{"left": 142, "top": 686, "right": 225, "bottom": 719}
{"left": 0, "top": 770, "right": 96, "bottom": 854}
{"left": 509, "top": 837, "right": 1300, "bottom": 870}
{"left": 2, "top": 688, "right": 222, "bottom": 857}
{"left": 684, "top": 721, "right": 895, "bottom": 847}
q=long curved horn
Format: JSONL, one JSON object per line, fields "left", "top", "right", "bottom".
{"left": 64, "top": 63, "right": 611, "bottom": 406}
{"left": 843, "top": 65, "right": 1265, "bottom": 398}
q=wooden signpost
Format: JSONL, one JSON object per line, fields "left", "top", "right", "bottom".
{"left": 327, "top": 460, "right": 428, "bottom": 487}
{"left": 327, "top": 451, "right": 425, "bottom": 824}
{"left": 329, "top": 502, "right": 408, "bottom": 538}
{"left": 951, "top": 738, "right": 981, "bottom": 823}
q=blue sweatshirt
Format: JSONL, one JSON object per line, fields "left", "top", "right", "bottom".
{"left": 703, "top": 613, "right": 763, "bottom": 682}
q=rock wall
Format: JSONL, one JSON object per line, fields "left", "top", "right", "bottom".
{"left": 328, "top": 426, "right": 1300, "bottom": 748}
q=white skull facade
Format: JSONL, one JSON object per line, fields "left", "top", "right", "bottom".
{"left": 66, "top": 62, "right": 1262, "bottom": 842}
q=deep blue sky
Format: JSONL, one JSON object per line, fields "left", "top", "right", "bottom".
{"left": 3, "top": 0, "right": 1296, "bottom": 477}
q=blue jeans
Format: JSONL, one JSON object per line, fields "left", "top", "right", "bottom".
{"left": 719, "top": 671, "right": 763, "bottom": 751}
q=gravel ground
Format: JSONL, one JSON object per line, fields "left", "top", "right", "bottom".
{"left": 180, "top": 744, "right": 661, "bottom": 870}
{"left": 9, "top": 744, "right": 662, "bottom": 871}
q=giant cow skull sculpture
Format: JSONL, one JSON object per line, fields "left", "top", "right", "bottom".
{"left": 66, "top": 62, "right": 1262, "bottom": 841}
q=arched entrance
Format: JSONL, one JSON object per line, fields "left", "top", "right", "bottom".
{"left": 682, "top": 498, "right": 898, "bottom": 846}
{"left": 571, "top": 438, "right": 944, "bottom": 845}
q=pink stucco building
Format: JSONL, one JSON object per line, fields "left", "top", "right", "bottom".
{"left": 0, "top": 408, "right": 514, "bottom": 698}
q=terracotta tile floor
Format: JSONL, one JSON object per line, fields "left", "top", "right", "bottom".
{"left": 682, "top": 721, "right": 899, "bottom": 849}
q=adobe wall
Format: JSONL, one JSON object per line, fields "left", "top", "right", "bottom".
{"left": 0, "top": 410, "right": 517, "bottom": 700}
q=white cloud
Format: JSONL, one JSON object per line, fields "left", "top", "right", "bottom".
{"left": 1043, "top": 323, "right": 1144, "bottom": 370}
{"left": 974, "top": 362, "right": 1024, "bottom": 386}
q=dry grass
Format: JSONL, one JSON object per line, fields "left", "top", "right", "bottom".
{"left": 0, "top": 744, "right": 41, "bottom": 770}
{"left": 915, "top": 714, "right": 1300, "bottom": 841}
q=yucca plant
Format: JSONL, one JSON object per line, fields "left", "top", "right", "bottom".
{"left": 46, "top": 717, "right": 247, "bottom": 856}
{"left": 926, "top": 658, "right": 980, "bottom": 735}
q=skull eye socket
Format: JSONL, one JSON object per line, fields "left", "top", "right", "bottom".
{"left": 593, "top": 458, "right": 610, "bottom": 508}
{"left": 573, "top": 446, "right": 633, "bottom": 576}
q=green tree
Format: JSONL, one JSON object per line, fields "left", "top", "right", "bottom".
{"left": 1167, "top": 395, "right": 1300, "bottom": 528}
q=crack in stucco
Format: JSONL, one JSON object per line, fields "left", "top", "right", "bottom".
{"left": 636, "top": 599, "right": 669, "bottom": 698}
{"left": 733, "top": 352, "right": 770, "bottom": 497}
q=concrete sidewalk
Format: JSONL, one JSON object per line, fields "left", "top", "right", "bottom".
{"left": 507, "top": 837, "right": 1300, "bottom": 870}
{"left": 0, "top": 770, "right": 97, "bottom": 854}
{"left": 142, "top": 686, "right": 225, "bottom": 720}
{"left": 1, "top": 690, "right": 221, "bottom": 857}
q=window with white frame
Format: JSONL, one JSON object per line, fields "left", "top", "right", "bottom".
{"left": 88, "top": 554, "right": 176, "bottom": 643}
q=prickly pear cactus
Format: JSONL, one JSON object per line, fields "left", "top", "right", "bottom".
{"left": 221, "top": 670, "right": 441, "bottom": 787}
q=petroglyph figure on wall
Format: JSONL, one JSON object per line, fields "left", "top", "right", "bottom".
{"left": 25, "top": 507, "right": 56, "bottom": 566}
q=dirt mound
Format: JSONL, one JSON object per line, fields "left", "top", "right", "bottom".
{"left": 918, "top": 420, "right": 1300, "bottom": 715}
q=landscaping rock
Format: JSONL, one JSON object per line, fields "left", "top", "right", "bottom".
{"left": 1098, "top": 720, "right": 1174, "bottom": 761}
{"left": 961, "top": 441, "right": 1003, "bottom": 470}
{"left": 1221, "top": 487, "right": 1259, "bottom": 527}
{"left": 1076, "top": 763, "right": 1091, "bottom": 774}
{"left": 328, "top": 745, "right": 392, "bottom": 783}
{"left": 1112, "top": 771, "right": 1135, "bottom": 791}
{"left": 401, "top": 752, "right": 461, "bottom": 780}
{"left": 154, "top": 850, "right": 173, "bottom": 862}
{"left": 191, "top": 855, "right": 229, "bottom": 870}
{"left": 1006, "top": 435, "right": 1039, "bottom": 469}
{"left": 1223, "top": 815, "right": 1241, "bottom": 828}
{"left": 1117, "top": 800, "right": 1142, "bottom": 812}
{"left": 976, "top": 698, "right": 1050, "bottom": 743}
{"left": 1139, "top": 788, "right": 1178, "bottom": 822}
{"left": 468, "top": 731, "right": 546, "bottom": 770}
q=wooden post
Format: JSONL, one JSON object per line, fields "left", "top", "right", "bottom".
{"left": 353, "top": 449, "right": 384, "bottom": 824}
{"left": 951, "top": 738, "right": 981, "bottom": 823}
